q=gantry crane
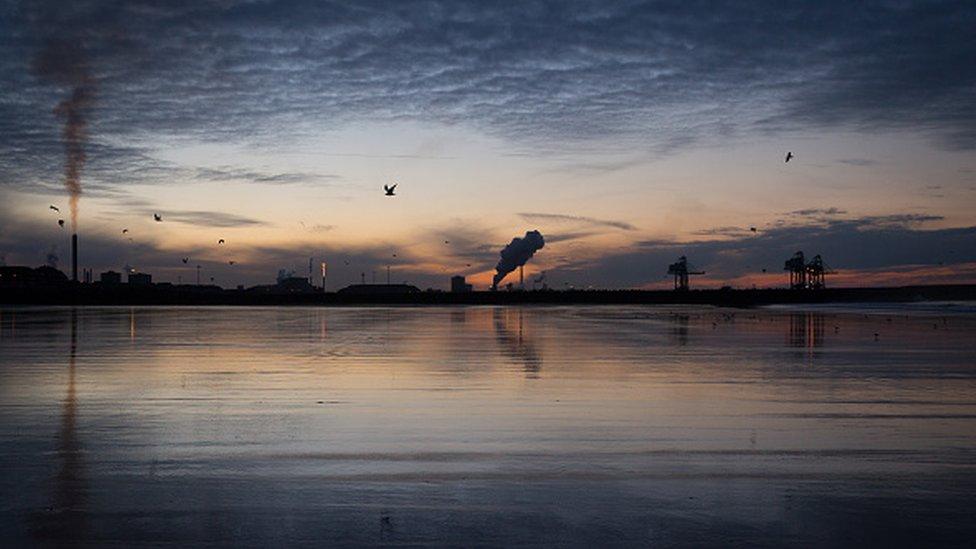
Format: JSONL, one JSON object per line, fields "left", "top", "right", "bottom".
{"left": 667, "top": 256, "right": 705, "bottom": 291}
{"left": 784, "top": 251, "right": 806, "bottom": 289}
{"left": 805, "top": 254, "right": 831, "bottom": 289}
{"left": 785, "top": 251, "right": 832, "bottom": 289}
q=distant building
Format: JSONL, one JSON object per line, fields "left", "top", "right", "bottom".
{"left": 276, "top": 276, "right": 315, "bottom": 293}
{"left": 128, "top": 272, "right": 152, "bottom": 285}
{"left": 247, "top": 276, "right": 316, "bottom": 294}
{"left": 451, "top": 275, "right": 472, "bottom": 293}
{"left": 0, "top": 266, "right": 69, "bottom": 288}
{"left": 337, "top": 283, "right": 420, "bottom": 295}
{"left": 100, "top": 270, "right": 122, "bottom": 284}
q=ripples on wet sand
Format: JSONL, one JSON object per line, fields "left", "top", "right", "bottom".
{"left": 1, "top": 305, "right": 975, "bottom": 547}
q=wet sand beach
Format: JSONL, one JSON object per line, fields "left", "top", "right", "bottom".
{"left": 1, "top": 305, "right": 975, "bottom": 547}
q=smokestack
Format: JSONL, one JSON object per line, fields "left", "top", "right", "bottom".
{"left": 71, "top": 233, "right": 78, "bottom": 282}
{"left": 520, "top": 265, "right": 524, "bottom": 289}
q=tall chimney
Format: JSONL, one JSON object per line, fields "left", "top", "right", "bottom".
{"left": 519, "top": 265, "right": 524, "bottom": 289}
{"left": 71, "top": 233, "right": 78, "bottom": 282}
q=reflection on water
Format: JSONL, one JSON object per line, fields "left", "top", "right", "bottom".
{"left": 668, "top": 313, "right": 690, "bottom": 346}
{"left": 23, "top": 309, "right": 87, "bottom": 543}
{"left": 788, "top": 312, "right": 825, "bottom": 352}
{"left": 1, "top": 305, "right": 975, "bottom": 546}
{"left": 493, "top": 308, "right": 541, "bottom": 378}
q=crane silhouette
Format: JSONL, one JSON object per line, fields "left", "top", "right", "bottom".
{"left": 667, "top": 256, "right": 705, "bottom": 291}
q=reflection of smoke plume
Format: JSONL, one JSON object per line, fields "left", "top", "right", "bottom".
{"left": 493, "top": 230, "right": 545, "bottom": 289}
{"left": 32, "top": 39, "right": 95, "bottom": 231}
{"left": 46, "top": 247, "right": 60, "bottom": 268}
{"left": 493, "top": 308, "right": 542, "bottom": 378}
{"left": 28, "top": 309, "right": 88, "bottom": 541}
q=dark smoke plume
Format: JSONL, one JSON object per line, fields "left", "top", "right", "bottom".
{"left": 32, "top": 39, "right": 95, "bottom": 231}
{"left": 493, "top": 230, "right": 545, "bottom": 289}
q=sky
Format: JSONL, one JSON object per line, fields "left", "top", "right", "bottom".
{"left": 1, "top": 0, "right": 974, "bottom": 290}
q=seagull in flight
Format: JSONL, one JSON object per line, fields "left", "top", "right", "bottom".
{"left": 228, "top": 260, "right": 236, "bottom": 265}
{"left": 49, "top": 205, "right": 60, "bottom": 212}
{"left": 785, "top": 152, "right": 794, "bottom": 163}
{"left": 750, "top": 227, "right": 757, "bottom": 233}
{"left": 218, "top": 239, "right": 225, "bottom": 245}
{"left": 182, "top": 257, "right": 189, "bottom": 264}
{"left": 384, "top": 183, "right": 397, "bottom": 196}
{"left": 122, "top": 228, "right": 128, "bottom": 234}
{"left": 153, "top": 214, "right": 162, "bottom": 222}
{"left": 58, "top": 219, "right": 65, "bottom": 227}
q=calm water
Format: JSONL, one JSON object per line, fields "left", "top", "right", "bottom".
{"left": 1, "top": 305, "right": 975, "bottom": 547}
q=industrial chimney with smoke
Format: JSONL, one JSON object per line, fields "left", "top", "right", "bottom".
{"left": 72, "top": 233, "right": 78, "bottom": 282}
{"left": 492, "top": 230, "right": 545, "bottom": 290}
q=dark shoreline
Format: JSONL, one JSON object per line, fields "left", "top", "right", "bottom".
{"left": 3, "top": 284, "right": 975, "bottom": 307}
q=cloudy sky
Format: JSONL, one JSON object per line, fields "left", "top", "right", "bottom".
{"left": 1, "top": 0, "right": 974, "bottom": 289}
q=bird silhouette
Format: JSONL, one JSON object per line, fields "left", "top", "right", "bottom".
{"left": 181, "top": 257, "right": 189, "bottom": 264}
{"left": 58, "top": 219, "right": 64, "bottom": 227}
{"left": 750, "top": 227, "right": 757, "bottom": 232}
{"left": 218, "top": 239, "right": 225, "bottom": 245}
{"left": 153, "top": 214, "right": 162, "bottom": 222}
{"left": 785, "top": 152, "right": 794, "bottom": 163}
{"left": 384, "top": 183, "right": 397, "bottom": 196}
{"left": 228, "top": 260, "right": 235, "bottom": 265}
{"left": 122, "top": 228, "right": 128, "bottom": 234}
{"left": 49, "top": 205, "right": 60, "bottom": 212}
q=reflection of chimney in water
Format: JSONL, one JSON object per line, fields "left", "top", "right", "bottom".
{"left": 71, "top": 233, "right": 78, "bottom": 282}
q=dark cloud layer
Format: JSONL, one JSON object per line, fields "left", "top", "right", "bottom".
{"left": 518, "top": 212, "right": 636, "bottom": 231}
{"left": 2, "top": 0, "right": 974, "bottom": 189}
{"left": 548, "top": 213, "right": 976, "bottom": 288}
{"left": 146, "top": 210, "right": 264, "bottom": 228}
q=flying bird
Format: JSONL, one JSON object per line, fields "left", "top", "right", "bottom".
{"left": 122, "top": 228, "right": 128, "bottom": 234}
{"left": 444, "top": 240, "right": 450, "bottom": 244}
{"left": 384, "top": 183, "right": 397, "bottom": 196}
{"left": 49, "top": 205, "right": 60, "bottom": 212}
{"left": 785, "top": 152, "right": 794, "bottom": 163}
{"left": 153, "top": 214, "right": 162, "bottom": 222}
{"left": 750, "top": 227, "right": 757, "bottom": 232}
{"left": 218, "top": 239, "right": 225, "bottom": 245}
{"left": 58, "top": 219, "right": 64, "bottom": 227}
{"left": 181, "top": 257, "right": 189, "bottom": 264}
{"left": 228, "top": 260, "right": 235, "bottom": 265}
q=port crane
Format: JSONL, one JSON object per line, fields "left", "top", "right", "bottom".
{"left": 785, "top": 251, "right": 833, "bottom": 289}
{"left": 667, "top": 256, "right": 705, "bottom": 291}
